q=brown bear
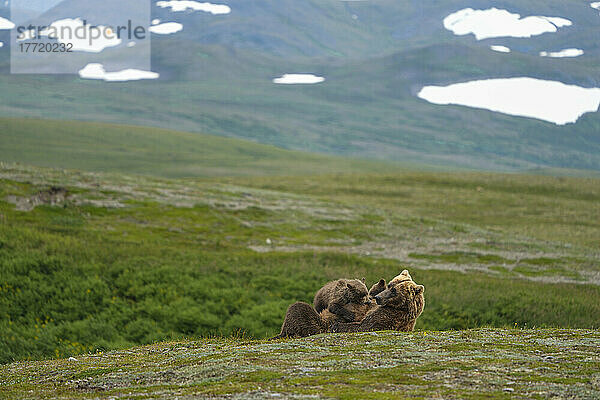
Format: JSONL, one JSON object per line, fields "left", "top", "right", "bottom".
{"left": 272, "top": 300, "right": 380, "bottom": 340}
{"left": 319, "top": 299, "right": 377, "bottom": 332}
{"left": 271, "top": 302, "right": 325, "bottom": 339}
{"left": 313, "top": 279, "right": 369, "bottom": 322}
{"left": 388, "top": 270, "right": 412, "bottom": 286}
{"left": 368, "top": 279, "right": 387, "bottom": 299}
{"left": 331, "top": 279, "right": 425, "bottom": 333}
{"left": 273, "top": 279, "right": 385, "bottom": 339}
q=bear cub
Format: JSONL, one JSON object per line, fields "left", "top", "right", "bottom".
{"left": 368, "top": 279, "right": 387, "bottom": 299}
{"left": 272, "top": 302, "right": 324, "bottom": 339}
{"left": 313, "top": 279, "right": 370, "bottom": 322}
{"left": 331, "top": 279, "right": 425, "bottom": 333}
{"left": 274, "top": 279, "right": 386, "bottom": 339}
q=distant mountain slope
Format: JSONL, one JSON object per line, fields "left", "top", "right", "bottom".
{"left": 5, "top": 0, "right": 597, "bottom": 58}
{"left": 151, "top": 0, "right": 600, "bottom": 58}
{"left": 0, "top": 0, "right": 599, "bottom": 171}
{"left": 0, "top": 118, "right": 398, "bottom": 177}
{"left": 152, "top": 0, "right": 392, "bottom": 58}
{"left": 1, "top": 38, "right": 599, "bottom": 171}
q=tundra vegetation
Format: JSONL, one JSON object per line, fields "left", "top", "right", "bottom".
{"left": 1, "top": 161, "right": 598, "bottom": 364}
{"left": 0, "top": 119, "right": 599, "bottom": 398}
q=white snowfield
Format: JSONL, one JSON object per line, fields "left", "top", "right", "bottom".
{"left": 79, "top": 63, "right": 159, "bottom": 82}
{"left": 157, "top": 1, "right": 231, "bottom": 14}
{"left": 0, "top": 16, "right": 14, "bottom": 29}
{"left": 149, "top": 22, "right": 183, "bottom": 35}
{"left": 418, "top": 78, "right": 600, "bottom": 126}
{"left": 591, "top": 2, "right": 600, "bottom": 10}
{"left": 273, "top": 74, "right": 326, "bottom": 84}
{"left": 444, "top": 8, "right": 571, "bottom": 40}
{"left": 540, "top": 48, "right": 584, "bottom": 58}
{"left": 38, "top": 18, "right": 121, "bottom": 53}
{"left": 490, "top": 45, "right": 510, "bottom": 53}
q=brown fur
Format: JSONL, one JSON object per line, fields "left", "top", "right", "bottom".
{"left": 272, "top": 278, "right": 406, "bottom": 340}
{"left": 271, "top": 302, "right": 324, "bottom": 339}
{"left": 388, "top": 270, "right": 412, "bottom": 286}
{"left": 331, "top": 280, "right": 425, "bottom": 333}
{"left": 313, "top": 279, "right": 369, "bottom": 322}
{"left": 273, "top": 279, "right": 384, "bottom": 339}
{"left": 319, "top": 299, "right": 378, "bottom": 331}
{"left": 369, "top": 279, "right": 387, "bottom": 299}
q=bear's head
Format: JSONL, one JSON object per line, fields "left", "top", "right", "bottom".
{"left": 345, "top": 279, "right": 370, "bottom": 304}
{"left": 369, "top": 279, "right": 387, "bottom": 299}
{"left": 374, "top": 280, "right": 425, "bottom": 315}
{"left": 388, "top": 269, "right": 412, "bottom": 286}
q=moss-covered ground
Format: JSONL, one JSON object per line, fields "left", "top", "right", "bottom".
{"left": 2, "top": 329, "right": 599, "bottom": 399}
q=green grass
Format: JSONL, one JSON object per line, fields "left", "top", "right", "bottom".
{"left": 1, "top": 329, "right": 599, "bottom": 399}
{"left": 225, "top": 172, "right": 600, "bottom": 248}
{"left": 0, "top": 118, "right": 401, "bottom": 177}
{"left": 0, "top": 163, "right": 599, "bottom": 364}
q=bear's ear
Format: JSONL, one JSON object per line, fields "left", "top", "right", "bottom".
{"left": 401, "top": 269, "right": 412, "bottom": 279}
{"left": 361, "top": 277, "right": 366, "bottom": 283}
{"left": 378, "top": 279, "right": 386, "bottom": 285}
{"left": 415, "top": 285, "right": 424, "bottom": 294}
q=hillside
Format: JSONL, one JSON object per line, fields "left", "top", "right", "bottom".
{"left": 0, "top": 118, "right": 400, "bottom": 177}
{"left": 1, "top": 163, "right": 599, "bottom": 365}
{"left": 150, "top": 0, "right": 600, "bottom": 58}
{"left": 1, "top": 329, "right": 599, "bottom": 398}
{"left": 1, "top": 1, "right": 600, "bottom": 171}
{"left": 4, "top": 0, "right": 598, "bottom": 58}
{"left": 2, "top": 2, "right": 599, "bottom": 396}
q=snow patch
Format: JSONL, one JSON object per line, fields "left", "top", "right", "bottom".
{"left": 540, "top": 48, "right": 584, "bottom": 58}
{"left": 490, "top": 45, "right": 510, "bottom": 53}
{"left": 40, "top": 18, "right": 121, "bottom": 53}
{"left": 418, "top": 77, "right": 600, "bottom": 125}
{"left": 273, "top": 74, "right": 325, "bottom": 84}
{"left": 156, "top": 1, "right": 231, "bottom": 15}
{"left": 149, "top": 22, "right": 183, "bottom": 35}
{"left": 444, "top": 8, "right": 571, "bottom": 40}
{"left": 0, "top": 16, "right": 14, "bottom": 29}
{"left": 79, "top": 63, "right": 159, "bottom": 82}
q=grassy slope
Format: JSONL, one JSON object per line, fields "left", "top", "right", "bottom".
{"left": 224, "top": 172, "right": 600, "bottom": 248}
{"left": 1, "top": 329, "right": 599, "bottom": 399}
{"left": 0, "top": 163, "right": 598, "bottom": 366}
{"left": 0, "top": 118, "right": 401, "bottom": 177}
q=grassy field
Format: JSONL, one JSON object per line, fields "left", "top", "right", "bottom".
{"left": 0, "top": 162, "right": 598, "bottom": 366}
{"left": 0, "top": 118, "right": 401, "bottom": 177}
{"left": 1, "top": 329, "right": 599, "bottom": 399}
{"left": 225, "top": 172, "right": 600, "bottom": 248}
